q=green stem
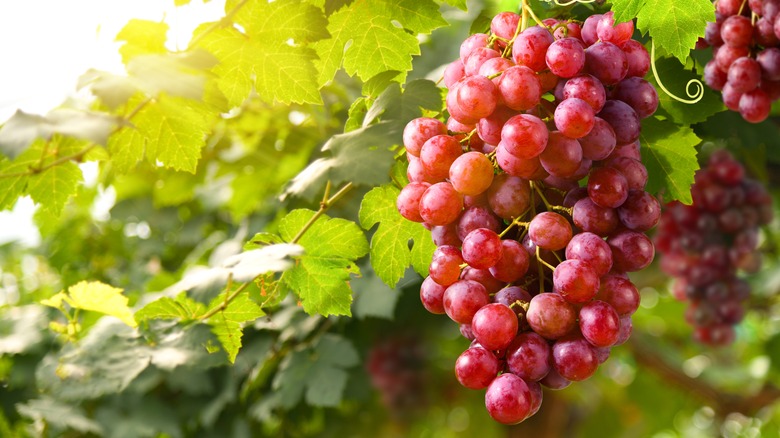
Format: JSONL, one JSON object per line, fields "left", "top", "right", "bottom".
{"left": 291, "top": 182, "right": 353, "bottom": 244}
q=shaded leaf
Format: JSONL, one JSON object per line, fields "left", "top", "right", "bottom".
{"left": 640, "top": 117, "right": 700, "bottom": 204}
{"left": 206, "top": 293, "right": 265, "bottom": 363}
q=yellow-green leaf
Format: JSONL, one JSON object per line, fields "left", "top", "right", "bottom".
{"left": 44, "top": 281, "right": 137, "bottom": 328}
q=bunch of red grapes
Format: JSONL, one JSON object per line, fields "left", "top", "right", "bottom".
{"left": 396, "top": 10, "right": 661, "bottom": 425}
{"left": 655, "top": 150, "right": 773, "bottom": 345}
{"left": 701, "top": 0, "right": 780, "bottom": 123}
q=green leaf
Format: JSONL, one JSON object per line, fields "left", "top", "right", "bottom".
{"left": 244, "top": 232, "right": 285, "bottom": 250}
{"left": 647, "top": 57, "right": 725, "bottom": 125}
{"left": 198, "top": 27, "right": 322, "bottom": 107}
{"left": 27, "top": 160, "right": 82, "bottom": 216}
{"left": 17, "top": 398, "right": 103, "bottom": 435}
{"left": 640, "top": 117, "right": 700, "bottom": 204}
{"left": 351, "top": 270, "right": 401, "bottom": 320}
{"left": 442, "top": 0, "right": 468, "bottom": 10}
{"left": 134, "top": 292, "right": 207, "bottom": 323}
{"left": 365, "top": 80, "right": 443, "bottom": 127}
{"left": 206, "top": 293, "right": 265, "bottom": 363}
{"left": 314, "top": 0, "right": 448, "bottom": 85}
{"left": 635, "top": 0, "right": 714, "bottom": 63}
{"left": 43, "top": 281, "right": 137, "bottom": 328}
{"left": 126, "top": 51, "right": 218, "bottom": 100}
{"left": 230, "top": 0, "right": 330, "bottom": 43}
{"left": 279, "top": 209, "right": 369, "bottom": 316}
{"left": 269, "top": 334, "right": 358, "bottom": 409}
{"left": 115, "top": 19, "right": 169, "bottom": 64}
{"left": 609, "top": 0, "right": 646, "bottom": 23}
{"left": 359, "top": 185, "right": 435, "bottom": 287}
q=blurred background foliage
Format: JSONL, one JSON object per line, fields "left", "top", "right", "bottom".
{"left": 1, "top": 0, "right": 780, "bottom": 437}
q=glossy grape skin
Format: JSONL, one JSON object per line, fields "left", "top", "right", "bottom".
{"left": 419, "top": 182, "right": 464, "bottom": 226}
{"left": 539, "top": 132, "right": 583, "bottom": 178}
{"left": 420, "top": 276, "right": 447, "bottom": 314}
{"left": 620, "top": 39, "right": 651, "bottom": 78}
{"left": 429, "top": 245, "right": 464, "bottom": 286}
{"left": 598, "top": 100, "right": 641, "bottom": 145}
{"left": 443, "top": 280, "right": 490, "bottom": 324}
{"left": 456, "top": 75, "right": 499, "bottom": 119}
{"left": 455, "top": 346, "right": 501, "bottom": 389}
{"left": 472, "top": 303, "right": 520, "bottom": 351}
{"left": 608, "top": 230, "right": 655, "bottom": 272}
{"left": 396, "top": 182, "right": 430, "bottom": 223}
{"left": 529, "top": 211, "right": 573, "bottom": 251}
{"left": 496, "top": 144, "right": 548, "bottom": 179}
{"left": 552, "top": 337, "right": 598, "bottom": 381}
{"left": 540, "top": 366, "right": 572, "bottom": 390}
{"left": 420, "top": 135, "right": 463, "bottom": 182}
{"left": 485, "top": 373, "right": 532, "bottom": 425}
{"left": 487, "top": 174, "right": 531, "bottom": 220}
{"left": 579, "top": 117, "right": 617, "bottom": 160}
{"left": 554, "top": 98, "right": 595, "bottom": 139}
{"left": 596, "top": 274, "right": 641, "bottom": 316}
{"left": 546, "top": 38, "right": 586, "bottom": 78}
{"left": 501, "top": 114, "right": 549, "bottom": 159}
{"left": 612, "top": 77, "right": 659, "bottom": 119}
{"left": 563, "top": 74, "right": 606, "bottom": 112}
{"left": 449, "top": 151, "right": 495, "bottom": 196}
{"left": 579, "top": 300, "right": 621, "bottom": 347}
{"left": 565, "top": 232, "right": 613, "bottom": 276}
{"left": 588, "top": 166, "right": 629, "bottom": 209}
{"left": 585, "top": 42, "right": 629, "bottom": 85}
{"left": 618, "top": 190, "right": 661, "bottom": 231}
{"left": 490, "top": 240, "right": 531, "bottom": 283}
{"left": 553, "top": 259, "right": 600, "bottom": 304}
{"left": 573, "top": 197, "right": 619, "bottom": 237}
{"left": 506, "top": 332, "right": 551, "bottom": 381}
{"left": 462, "top": 228, "right": 503, "bottom": 269}
{"left": 527, "top": 293, "right": 577, "bottom": 340}
{"left": 499, "top": 66, "right": 542, "bottom": 111}
{"left": 512, "top": 26, "right": 554, "bottom": 72}
{"left": 403, "top": 117, "right": 447, "bottom": 157}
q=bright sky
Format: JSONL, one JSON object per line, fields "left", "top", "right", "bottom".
{"left": 0, "top": 0, "right": 225, "bottom": 246}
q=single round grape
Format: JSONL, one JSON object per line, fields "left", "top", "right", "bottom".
{"left": 606, "top": 156, "right": 648, "bottom": 191}
{"left": 506, "top": 332, "right": 551, "bottom": 381}
{"left": 579, "top": 117, "right": 617, "bottom": 161}
{"left": 585, "top": 42, "right": 628, "bottom": 85}
{"left": 464, "top": 47, "right": 501, "bottom": 76}
{"left": 420, "top": 276, "right": 447, "bottom": 314}
{"left": 553, "top": 259, "right": 600, "bottom": 304}
{"left": 443, "top": 59, "right": 465, "bottom": 89}
{"left": 546, "top": 37, "right": 586, "bottom": 78}
{"left": 419, "top": 182, "right": 464, "bottom": 226}
{"left": 614, "top": 316, "right": 633, "bottom": 345}
{"left": 498, "top": 65, "right": 543, "bottom": 111}
{"left": 620, "top": 39, "right": 651, "bottom": 78}
{"left": 396, "top": 182, "right": 430, "bottom": 223}
{"left": 526, "top": 293, "right": 577, "bottom": 340}
{"left": 581, "top": 14, "right": 604, "bottom": 46}
{"left": 449, "top": 151, "right": 495, "bottom": 197}
{"left": 579, "top": 300, "right": 621, "bottom": 348}
{"left": 565, "top": 232, "right": 613, "bottom": 277}
{"left": 618, "top": 190, "right": 661, "bottom": 231}
{"left": 727, "top": 57, "right": 762, "bottom": 93}
{"left": 493, "top": 286, "right": 532, "bottom": 310}
{"left": 715, "top": 45, "right": 750, "bottom": 74}
{"left": 478, "top": 57, "right": 514, "bottom": 86}
{"left": 489, "top": 239, "right": 531, "bottom": 283}
{"left": 455, "top": 346, "right": 501, "bottom": 389}
{"left": 431, "top": 223, "right": 460, "bottom": 247}
{"left": 512, "top": 26, "right": 554, "bottom": 71}
{"left": 562, "top": 74, "right": 606, "bottom": 112}
{"left": 539, "top": 132, "right": 583, "bottom": 178}
{"left": 596, "top": 274, "right": 640, "bottom": 316}
{"left": 473, "top": 303, "right": 520, "bottom": 351}
{"left": 462, "top": 228, "right": 503, "bottom": 269}
{"left": 429, "top": 245, "right": 464, "bottom": 287}
{"left": 704, "top": 60, "right": 728, "bottom": 91}
{"left": 527, "top": 380, "right": 543, "bottom": 416}
{"left": 608, "top": 230, "right": 655, "bottom": 272}
{"left": 460, "top": 33, "right": 490, "bottom": 63}
{"left": 588, "top": 166, "right": 629, "bottom": 208}
{"left": 457, "top": 206, "right": 501, "bottom": 241}
{"left": 443, "top": 280, "right": 490, "bottom": 324}
{"left": 456, "top": 75, "right": 499, "bottom": 120}
{"left": 552, "top": 337, "right": 598, "bottom": 381}
{"left": 599, "top": 100, "right": 640, "bottom": 145}
{"left": 491, "top": 11, "right": 521, "bottom": 42}
{"left": 554, "top": 98, "right": 595, "bottom": 139}
{"left": 487, "top": 174, "right": 531, "bottom": 220}
{"left": 501, "top": 114, "right": 549, "bottom": 159}
{"left": 572, "top": 197, "right": 619, "bottom": 236}
{"left": 420, "top": 135, "right": 463, "bottom": 182}
{"left": 485, "top": 373, "right": 532, "bottom": 425}
{"left": 596, "top": 11, "right": 633, "bottom": 44}
{"left": 721, "top": 15, "right": 753, "bottom": 47}
{"left": 477, "top": 106, "right": 516, "bottom": 145}
{"left": 739, "top": 89, "right": 771, "bottom": 123}
{"left": 529, "top": 211, "right": 573, "bottom": 251}
{"left": 461, "top": 266, "right": 505, "bottom": 294}
{"left": 403, "top": 117, "right": 447, "bottom": 157}
{"left": 757, "top": 48, "right": 780, "bottom": 81}
{"left": 611, "top": 77, "right": 659, "bottom": 119}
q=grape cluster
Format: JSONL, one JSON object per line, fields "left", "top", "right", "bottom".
{"left": 700, "top": 0, "right": 780, "bottom": 123}
{"left": 397, "top": 11, "right": 661, "bottom": 425}
{"left": 655, "top": 150, "right": 773, "bottom": 345}
{"left": 366, "top": 337, "right": 428, "bottom": 414}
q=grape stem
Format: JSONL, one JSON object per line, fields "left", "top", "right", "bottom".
{"left": 535, "top": 245, "right": 557, "bottom": 272}
{"left": 649, "top": 41, "right": 705, "bottom": 104}
{"left": 521, "top": 0, "right": 551, "bottom": 30}
{"left": 499, "top": 208, "right": 532, "bottom": 237}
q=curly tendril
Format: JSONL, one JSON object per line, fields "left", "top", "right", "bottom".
{"left": 550, "top": 0, "right": 597, "bottom": 6}
{"left": 650, "top": 41, "right": 704, "bottom": 104}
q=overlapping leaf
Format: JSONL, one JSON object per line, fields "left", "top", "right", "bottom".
{"left": 640, "top": 117, "right": 700, "bottom": 204}
{"left": 42, "top": 281, "right": 137, "bottom": 328}
{"left": 359, "top": 185, "right": 435, "bottom": 287}
{"left": 279, "top": 209, "right": 368, "bottom": 316}
{"left": 206, "top": 293, "right": 265, "bottom": 363}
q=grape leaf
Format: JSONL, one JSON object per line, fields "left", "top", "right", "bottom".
{"left": 635, "top": 0, "right": 714, "bottom": 63}
{"left": 314, "top": 0, "right": 448, "bottom": 86}
{"left": 442, "top": 0, "right": 468, "bottom": 11}
{"left": 647, "top": 57, "right": 725, "bottom": 125}
{"left": 17, "top": 398, "right": 103, "bottom": 435}
{"left": 26, "top": 159, "right": 82, "bottom": 216}
{"left": 115, "top": 19, "right": 169, "bottom": 65}
{"left": 126, "top": 51, "right": 218, "bottom": 101}
{"left": 41, "top": 281, "right": 137, "bottom": 328}
{"left": 279, "top": 209, "right": 369, "bottom": 316}
{"left": 351, "top": 269, "right": 401, "bottom": 320}
{"left": 609, "top": 0, "right": 646, "bottom": 23}
{"left": 134, "top": 292, "right": 207, "bottom": 323}
{"left": 359, "top": 185, "right": 435, "bottom": 287}
{"left": 270, "top": 334, "right": 358, "bottom": 409}
{"left": 639, "top": 117, "right": 700, "bottom": 204}
{"left": 206, "top": 293, "right": 265, "bottom": 363}
{"left": 230, "top": 0, "right": 329, "bottom": 43}
{"left": 364, "top": 79, "right": 443, "bottom": 127}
